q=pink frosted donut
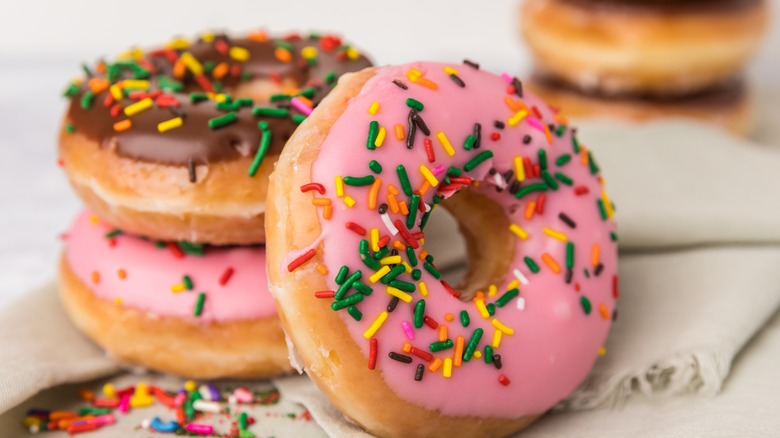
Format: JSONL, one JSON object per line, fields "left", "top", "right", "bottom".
{"left": 58, "top": 210, "right": 291, "bottom": 378}
{"left": 267, "top": 62, "right": 618, "bottom": 437}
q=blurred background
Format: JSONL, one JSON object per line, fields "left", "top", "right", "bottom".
{"left": 1, "top": 0, "right": 778, "bottom": 305}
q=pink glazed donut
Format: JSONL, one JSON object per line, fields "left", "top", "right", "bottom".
{"left": 58, "top": 210, "right": 291, "bottom": 378}
{"left": 266, "top": 62, "right": 618, "bottom": 437}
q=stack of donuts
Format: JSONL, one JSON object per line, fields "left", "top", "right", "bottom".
{"left": 57, "top": 30, "right": 371, "bottom": 379}
{"left": 521, "top": 0, "right": 769, "bottom": 135}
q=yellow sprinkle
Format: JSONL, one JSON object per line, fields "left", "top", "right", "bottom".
{"left": 200, "top": 31, "right": 215, "bottom": 43}
{"left": 166, "top": 37, "right": 190, "bottom": 50}
{"left": 598, "top": 347, "right": 607, "bottom": 356}
{"left": 316, "top": 264, "right": 328, "bottom": 275}
{"left": 507, "top": 109, "right": 528, "bottom": 127}
{"left": 436, "top": 132, "right": 456, "bottom": 157}
{"left": 335, "top": 176, "right": 344, "bottom": 197}
{"left": 121, "top": 80, "right": 150, "bottom": 90}
{"left": 368, "top": 101, "right": 380, "bottom": 115}
{"left": 179, "top": 52, "right": 203, "bottom": 76}
{"left": 387, "top": 287, "right": 413, "bottom": 303}
{"left": 363, "top": 311, "right": 388, "bottom": 338}
{"left": 401, "top": 261, "right": 413, "bottom": 274}
{"left": 419, "top": 281, "right": 429, "bottom": 297}
{"left": 406, "top": 68, "right": 423, "bottom": 81}
{"left": 402, "top": 342, "right": 412, "bottom": 353}
{"left": 343, "top": 196, "right": 356, "bottom": 208}
{"left": 419, "top": 164, "right": 439, "bottom": 187}
{"left": 114, "top": 298, "right": 122, "bottom": 306}
{"left": 508, "top": 280, "right": 520, "bottom": 290}
{"left": 301, "top": 46, "right": 318, "bottom": 60}
{"left": 157, "top": 117, "right": 183, "bottom": 133}
{"left": 370, "top": 228, "right": 380, "bottom": 252}
{"left": 394, "top": 124, "right": 405, "bottom": 140}
{"left": 543, "top": 227, "right": 568, "bottom": 241}
{"left": 443, "top": 66, "right": 459, "bottom": 75}
{"left": 109, "top": 84, "right": 123, "bottom": 100}
{"left": 124, "top": 98, "right": 153, "bottom": 117}
{"left": 369, "top": 266, "right": 391, "bottom": 283}
{"left": 374, "top": 126, "right": 386, "bottom": 147}
{"left": 443, "top": 357, "right": 453, "bottom": 378}
{"left": 184, "top": 380, "right": 197, "bottom": 392}
{"left": 514, "top": 156, "right": 526, "bottom": 182}
{"left": 229, "top": 46, "right": 250, "bottom": 61}
{"left": 492, "top": 329, "right": 503, "bottom": 348}
{"left": 103, "top": 384, "right": 116, "bottom": 398}
{"left": 90, "top": 215, "right": 99, "bottom": 224}
{"left": 475, "top": 299, "right": 490, "bottom": 319}
{"left": 509, "top": 224, "right": 529, "bottom": 240}
{"left": 380, "top": 256, "right": 402, "bottom": 265}
{"left": 488, "top": 284, "right": 498, "bottom": 297}
{"left": 474, "top": 350, "right": 482, "bottom": 359}
{"left": 491, "top": 318, "right": 515, "bottom": 335}
{"left": 346, "top": 47, "right": 361, "bottom": 60}
{"left": 429, "top": 357, "right": 443, "bottom": 372}
{"left": 602, "top": 191, "right": 614, "bottom": 218}
{"left": 170, "top": 284, "right": 186, "bottom": 293}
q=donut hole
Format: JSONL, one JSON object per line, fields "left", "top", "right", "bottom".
{"left": 427, "top": 188, "right": 515, "bottom": 302}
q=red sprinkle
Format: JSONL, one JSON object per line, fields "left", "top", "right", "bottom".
{"left": 151, "top": 386, "right": 176, "bottom": 408}
{"left": 394, "top": 220, "right": 419, "bottom": 249}
{"left": 270, "top": 72, "right": 283, "bottom": 85}
{"left": 287, "top": 248, "right": 316, "bottom": 272}
{"left": 536, "top": 194, "right": 546, "bottom": 215}
{"left": 574, "top": 186, "right": 590, "bottom": 196}
{"left": 424, "top": 138, "right": 436, "bottom": 163}
{"left": 441, "top": 280, "right": 462, "bottom": 298}
{"left": 345, "top": 222, "right": 367, "bottom": 236}
{"left": 219, "top": 267, "right": 234, "bottom": 286}
{"left": 215, "top": 39, "right": 229, "bottom": 54}
{"left": 109, "top": 104, "right": 122, "bottom": 118}
{"left": 314, "top": 290, "right": 335, "bottom": 298}
{"left": 194, "top": 74, "right": 214, "bottom": 93}
{"left": 423, "top": 316, "right": 439, "bottom": 329}
{"left": 368, "top": 338, "right": 378, "bottom": 370}
{"left": 167, "top": 242, "right": 184, "bottom": 259}
{"left": 613, "top": 275, "right": 620, "bottom": 299}
{"left": 531, "top": 105, "right": 543, "bottom": 119}
{"left": 300, "top": 182, "right": 326, "bottom": 194}
{"left": 67, "top": 423, "right": 98, "bottom": 434}
{"left": 377, "top": 234, "right": 391, "bottom": 249}
{"left": 498, "top": 375, "right": 511, "bottom": 386}
{"left": 410, "top": 347, "right": 434, "bottom": 362}
{"left": 532, "top": 164, "right": 541, "bottom": 178}
{"left": 103, "top": 94, "right": 114, "bottom": 107}
{"left": 490, "top": 132, "right": 501, "bottom": 141}
{"left": 523, "top": 157, "right": 533, "bottom": 177}
{"left": 449, "top": 176, "right": 472, "bottom": 185}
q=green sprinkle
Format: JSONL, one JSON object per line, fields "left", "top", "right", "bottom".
{"left": 555, "top": 172, "right": 573, "bottom": 186}
{"left": 80, "top": 90, "right": 95, "bottom": 109}
{"left": 292, "top": 114, "right": 307, "bottom": 124}
{"left": 514, "top": 183, "right": 548, "bottom": 199}
{"left": 423, "top": 262, "right": 441, "bottom": 279}
{"left": 104, "top": 229, "right": 123, "bottom": 238}
{"left": 325, "top": 71, "right": 337, "bottom": 84}
{"left": 406, "top": 98, "right": 424, "bottom": 111}
{"left": 485, "top": 345, "right": 494, "bottom": 364}
{"left": 524, "top": 256, "right": 540, "bottom": 273}
{"left": 373, "top": 246, "right": 389, "bottom": 260}
{"left": 460, "top": 310, "right": 470, "bottom": 327}
{"left": 588, "top": 151, "right": 600, "bottom": 175}
{"left": 610, "top": 232, "right": 618, "bottom": 242}
{"left": 297, "top": 87, "right": 317, "bottom": 98}
{"left": 447, "top": 166, "right": 463, "bottom": 176}
{"left": 429, "top": 339, "right": 454, "bottom": 352}
{"left": 347, "top": 306, "right": 363, "bottom": 321}
{"left": 388, "top": 280, "right": 415, "bottom": 292}
{"left": 462, "top": 328, "right": 483, "bottom": 362}
{"left": 414, "top": 300, "right": 426, "bottom": 328}
{"left": 78, "top": 408, "right": 111, "bottom": 416}
{"left": 597, "top": 199, "right": 608, "bottom": 220}
{"left": 407, "top": 194, "right": 420, "bottom": 229}
{"left": 248, "top": 129, "right": 271, "bottom": 177}
{"left": 178, "top": 241, "right": 204, "bottom": 256}
{"left": 194, "top": 293, "right": 206, "bottom": 317}
{"left": 495, "top": 289, "right": 519, "bottom": 308}
{"left": 368, "top": 160, "right": 383, "bottom": 174}
{"left": 566, "top": 242, "right": 575, "bottom": 269}
{"left": 487, "top": 303, "right": 496, "bottom": 316}
{"left": 538, "top": 149, "right": 548, "bottom": 169}
{"left": 331, "top": 293, "right": 364, "bottom": 310}
{"left": 397, "top": 165, "right": 413, "bottom": 196}
{"left": 420, "top": 210, "right": 433, "bottom": 230}
{"left": 208, "top": 112, "right": 237, "bottom": 129}
{"left": 63, "top": 83, "right": 79, "bottom": 98}
{"left": 253, "top": 107, "right": 289, "bottom": 118}
{"left": 269, "top": 93, "right": 290, "bottom": 102}
{"left": 183, "top": 275, "right": 193, "bottom": 290}
{"left": 556, "top": 154, "right": 572, "bottom": 166}
{"left": 158, "top": 76, "right": 183, "bottom": 92}
{"left": 190, "top": 92, "right": 209, "bottom": 103}
{"left": 463, "top": 150, "right": 494, "bottom": 172}
{"left": 353, "top": 281, "right": 373, "bottom": 295}
{"left": 555, "top": 124, "right": 567, "bottom": 137}
{"left": 580, "top": 296, "right": 592, "bottom": 315}
{"left": 411, "top": 269, "right": 422, "bottom": 281}
{"left": 380, "top": 265, "right": 406, "bottom": 284}
{"left": 406, "top": 246, "right": 418, "bottom": 267}
{"left": 154, "top": 241, "right": 166, "bottom": 249}
{"left": 541, "top": 171, "right": 559, "bottom": 190}
{"left": 239, "top": 412, "right": 248, "bottom": 430}
{"left": 335, "top": 266, "right": 349, "bottom": 284}
{"left": 572, "top": 135, "right": 581, "bottom": 153}
{"left": 336, "top": 270, "right": 362, "bottom": 300}
{"left": 367, "top": 120, "right": 379, "bottom": 150}
{"left": 217, "top": 101, "right": 242, "bottom": 111}
{"left": 203, "top": 61, "right": 215, "bottom": 74}
{"left": 463, "top": 134, "right": 477, "bottom": 151}
{"left": 343, "top": 175, "right": 375, "bottom": 186}
{"left": 584, "top": 268, "right": 591, "bottom": 278}
{"left": 359, "top": 240, "right": 381, "bottom": 269}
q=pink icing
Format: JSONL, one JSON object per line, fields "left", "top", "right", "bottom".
{"left": 304, "top": 62, "right": 618, "bottom": 417}
{"left": 65, "top": 210, "right": 276, "bottom": 322}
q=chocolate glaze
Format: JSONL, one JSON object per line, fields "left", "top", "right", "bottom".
{"left": 559, "top": 0, "right": 762, "bottom": 14}
{"left": 65, "top": 33, "right": 372, "bottom": 165}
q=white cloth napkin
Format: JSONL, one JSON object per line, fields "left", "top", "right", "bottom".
{"left": 1, "top": 121, "right": 780, "bottom": 437}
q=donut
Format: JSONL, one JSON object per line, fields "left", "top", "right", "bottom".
{"left": 266, "top": 62, "right": 618, "bottom": 437}
{"left": 59, "top": 210, "right": 290, "bottom": 379}
{"left": 59, "top": 31, "right": 372, "bottom": 245}
{"left": 520, "top": 0, "right": 769, "bottom": 96}
{"left": 528, "top": 74, "right": 753, "bottom": 136}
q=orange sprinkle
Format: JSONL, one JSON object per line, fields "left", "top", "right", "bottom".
{"left": 172, "top": 59, "right": 186, "bottom": 78}
{"left": 78, "top": 388, "right": 94, "bottom": 401}
{"left": 402, "top": 342, "right": 412, "bottom": 353}
{"left": 312, "top": 198, "right": 331, "bottom": 206}
{"left": 296, "top": 95, "right": 314, "bottom": 107}
{"left": 438, "top": 325, "right": 448, "bottom": 342}
{"left": 89, "top": 215, "right": 99, "bottom": 224}
{"left": 316, "top": 264, "right": 328, "bottom": 275}
{"left": 323, "top": 205, "right": 333, "bottom": 220}
{"left": 117, "top": 269, "right": 127, "bottom": 279}
{"left": 592, "top": 244, "right": 600, "bottom": 267}
{"left": 274, "top": 47, "right": 292, "bottom": 63}
{"left": 554, "top": 113, "right": 569, "bottom": 125}
{"left": 212, "top": 62, "right": 229, "bottom": 79}
{"left": 368, "top": 178, "right": 382, "bottom": 210}
{"left": 418, "top": 180, "right": 432, "bottom": 196}
{"left": 454, "top": 336, "right": 465, "bottom": 367}
{"left": 504, "top": 96, "right": 520, "bottom": 112}
{"left": 419, "top": 250, "right": 429, "bottom": 260}
{"left": 474, "top": 290, "right": 485, "bottom": 301}
{"left": 393, "top": 240, "right": 406, "bottom": 251}
{"left": 88, "top": 78, "right": 109, "bottom": 94}
{"left": 429, "top": 358, "right": 443, "bottom": 372}
{"left": 415, "top": 77, "right": 438, "bottom": 90}
{"left": 580, "top": 146, "right": 589, "bottom": 166}
{"left": 541, "top": 253, "right": 562, "bottom": 273}
{"left": 91, "top": 271, "right": 100, "bottom": 284}
{"left": 387, "top": 193, "right": 400, "bottom": 213}
{"left": 394, "top": 124, "right": 405, "bottom": 140}
{"left": 444, "top": 313, "right": 454, "bottom": 322}
{"left": 247, "top": 30, "right": 268, "bottom": 42}
{"left": 113, "top": 119, "right": 132, "bottom": 132}
{"left": 599, "top": 304, "right": 610, "bottom": 320}
{"left": 387, "top": 184, "right": 399, "bottom": 195}
{"left": 524, "top": 201, "right": 536, "bottom": 220}
{"left": 399, "top": 201, "right": 409, "bottom": 216}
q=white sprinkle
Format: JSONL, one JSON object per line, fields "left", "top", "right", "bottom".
{"left": 140, "top": 419, "right": 151, "bottom": 429}
{"left": 516, "top": 297, "right": 526, "bottom": 310}
{"left": 381, "top": 213, "right": 399, "bottom": 235}
{"left": 193, "top": 400, "right": 220, "bottom": 413}
{"left": 513, "top": 269, "right": 529, "bottom": 285}
{"left": 493, "top": 172, "right": 505, "bottom": 188}
{"left": 198, "top": 385, "right": 213, "bottom": 401}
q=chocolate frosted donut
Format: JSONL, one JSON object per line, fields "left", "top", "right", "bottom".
{"left": 59, "top": 31, "right": 372, "bottom": 245}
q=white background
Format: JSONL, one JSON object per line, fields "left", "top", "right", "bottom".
{"left": 1, "top": 0, "right": 778, "bottom": 306}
